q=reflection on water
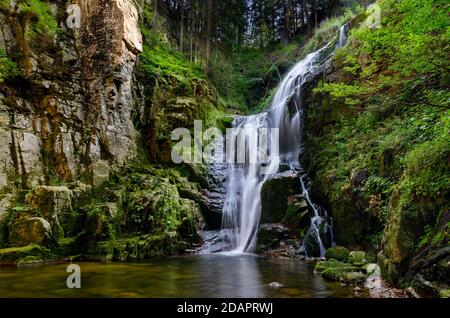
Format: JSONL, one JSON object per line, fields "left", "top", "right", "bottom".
{"left": 0, "top": 254, "right": 363, "bottom": 298}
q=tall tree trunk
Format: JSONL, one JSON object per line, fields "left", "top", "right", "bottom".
{"left": 205, "top": 0, "right": 213, "bottom": 72}
{"left": 180, "top": 0, "right": 185, "bottom": 52}
{"left": 153, "top": 0, "right": 158, "bottom": 23}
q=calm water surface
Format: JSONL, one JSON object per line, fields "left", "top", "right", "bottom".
{"left": 0, "top": 254, "right": 364, "bottom": 298}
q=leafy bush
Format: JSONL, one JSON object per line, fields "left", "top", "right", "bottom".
{"left": 304, "top": 0, "right": 450, "bottom": 250}
{"left": 18, "top": 0, "right": 58, "bottom": 38}
{"left": 0, "top": 50, "right": 19, "bottom": 82}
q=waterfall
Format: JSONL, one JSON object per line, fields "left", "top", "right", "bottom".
{"left": 337, "top": 23, "right": 349, "bottom": 48}
{"left": 214, "top": 24, "right": 349, "bottom": 256}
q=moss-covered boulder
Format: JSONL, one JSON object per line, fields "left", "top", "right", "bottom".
{"left": 260, "top": 171, "right": 301, "bottom": 224}
{"left": 439, "top": 290, "right": 450, "bottom": 299}
{"left": 348, "top": 251, "right": 368, "bottom": 266}
{"left": 8, "top": 216, "right": 52, "bottom": 247}
{"left": 315, "top": 259, "right": 364, "bottom": 282}
{"left": 322, "top": 268, "right": 362, "bottom": 282}
{"left": 315, "top": 259, "right": 349, "bottom": 272}
{"left": 325, "top": 246, "right": 350, "bottom": 261}
{"left": 125, "top": 175, "right": 197, "bottom": 234}
{"left": 88, "top": 232, "right": 188, "bottom": 261}
{"left": 341, "top": 271, "right": 367, "bottom": 283}
{"left": 25, "top": 186, "right": 78, "bottom": 237}
{"left": 283, "top": 200, "right": 310, "bottom": 234}
{"left": 377, "top": 251, "right": 401, "bottom": 285}
{"left": 84, "top": 203, "right": 119, "bottom": 242}
{"left": 0, "top": 244, "right": 52, "bottom": 265}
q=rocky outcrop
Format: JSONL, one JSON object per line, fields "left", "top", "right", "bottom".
{"left": 0, "top": 0, "right": 142, "bottom": 195}
{"left": 0, "top": 1, "right": 214, "bottom": 264}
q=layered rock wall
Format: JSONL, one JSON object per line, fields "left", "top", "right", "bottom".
{"left": 0, "top": 0, "right": 142, "bottom": 197}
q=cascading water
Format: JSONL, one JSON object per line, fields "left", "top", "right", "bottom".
{"left": 214, "top": 24, "right": 349, "bottom": 256}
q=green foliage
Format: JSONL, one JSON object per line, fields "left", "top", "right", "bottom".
{"left": 18, "top": 0, "right": 59, "bottom": 38}
{"left": 418, "top": 222, "right": 450, "bottom": 249}
{"left": 314, "top": 82, "right": 373, "bottom": 105}
{"left": 139, "top": 6, "right": 205, "bottom": 90}
{"left": 0, "top": 0, "right": 9, "bottom": 9}
{"left": 304, "top": 0, "right": 450, "bottom": 251}
{"left": 206, "top": 8, "right": 360, "bottom": 113}
{"left": 0, "top": 50, "right": 19, "bottom": 82}
{"left": 140, "top": 27, "right": 206, "bottom": 87}
{"left": 305, "top": 8, "right": 360, "bottom": 52}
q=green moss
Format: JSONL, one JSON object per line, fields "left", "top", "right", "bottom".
{"left": 0, "top": 50, "right": 19, "bottom": 82}
{"left": 0, "top": 244, "right": 51, "bottom": 264}
{"left": 315, "top": 259, "right": 350, "bottom": 273}
{"left": 90, "top": 232, "right": 188, "bottom": 261}
{"left": 439, "top": 290, "right": 450, "bottom": 299}
{"left": 303, "top": 0, "right": 449, "bottom": 255}
{"left": 321, "top": 267, "right": 364, "bottom": 282}
{"left": 324, "top": 246, "right": 350, "bottom": 261}
{"left": 18, "top": 0, "right": 59, "bottom": 38}
{"left": 0, "top": 0, "right": 9, "bottom": 9}
{"left": 139, "top": 6, "right": 205, "bottom": 89}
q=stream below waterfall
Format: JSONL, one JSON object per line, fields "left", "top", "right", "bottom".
{"left": 0, "top": 255, "right": 365, "bottom": 298}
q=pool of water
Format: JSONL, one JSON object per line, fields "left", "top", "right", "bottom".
{"left": 0, "top": 254, "right": 366, "bottom": 298}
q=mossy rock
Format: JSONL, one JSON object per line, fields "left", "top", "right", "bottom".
{"left": 260, "top": 172, "right": 301, "bottom": 224}
{"left": 341, "top": 271, "right": 367, "bottom": 283}
{"left": 439, "top": 290, "right": 450, "bottom": 298}
{"left": 256, "top": 223, "right": 290, "bottom": 252}
{"left": 348, "top": 251, "right": 368, "bottom": 266}
{"left": 0, "top": 244, "right": 52, "bottom": 265}
{"left": 325, "top": 246, "right": 350, "bottom": 261}
{"left": 315, "top": 259, "right": 349, "bottom": 273}
{"left": 24, "top": 186, "right": 77, "bottom": 237}
{"left": 283, "top": 200, "right": 310, "bottom": 232}
{"left": 90, "top": 232, "right": 188, "bottom": 261}
{"left": 8, "top": 216, "right": 52, "bottom": 247}
{"left": 85, "top": 203, "right": 119, "bottom": 241}
{"left": 377, "top": 251, "right": 401, "bottom": 285}
{"left": 58, "top": 235, "right": 83, "bottom": 257}
{"left": 321, "top": 267, "right": 364, "bottom": 282}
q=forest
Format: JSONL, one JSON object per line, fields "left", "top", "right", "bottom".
{"left": 0, "top": 0, "right": 448, "bottom": 300}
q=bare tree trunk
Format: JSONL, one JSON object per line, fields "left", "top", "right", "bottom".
{"left": 153, "top": 0, "right": 158, "bottom": 23}
{"left": 180, "top": 0, "right": 185, "bottom": 52}
{"left": 205, "top": 0, "right": 213, "bottom": 72}
{"left": 189, "top": 0, "right": 194, "bottom": 61}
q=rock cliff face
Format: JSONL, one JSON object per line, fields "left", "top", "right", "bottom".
{"left": 0, "top": 1, "right": 212, "bottom": 261}
{"left": 0, "top": 0, "right": 142, "bottom": 195}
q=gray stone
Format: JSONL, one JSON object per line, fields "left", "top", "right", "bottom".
{"left": 91, "top": 160, "right": 110, "bottom": 187}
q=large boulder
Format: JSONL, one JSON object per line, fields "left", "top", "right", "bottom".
{"left": 315, "top": 259, "right": 365, "bottom": 283}
{"left": 256, "top": 223, "right": 291, "bottom": 252}
{"left": 260, "top": 171, "right": 301, "bottom": 224}
{"left": 90, "top": 160, "right": 110, "bottom": 187}
{"left": 0, "top": 244, "right": 52, "bottom": 265}
{"left": 25, "top": 186, "right": 77, "bottom": 236}
{"left": 325, "top": 246, "right": 350, "bottom": 261}
{"left": 8, "top": 217, "right": 52, "bottom": 247}
{"left": 283, "top": 199, "right": 310, "bottom": 234}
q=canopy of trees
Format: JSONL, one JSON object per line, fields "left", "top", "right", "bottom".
{"left": 153, "top": 0, "right": 367, "bottom": 70}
